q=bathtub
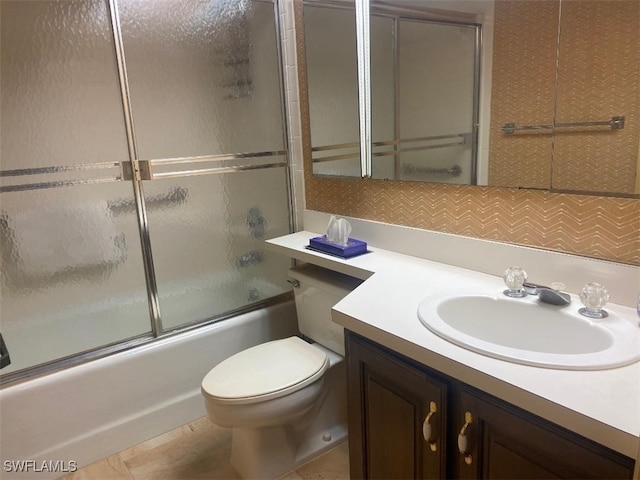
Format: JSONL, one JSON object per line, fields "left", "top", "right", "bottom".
{"left": 0, "top": 300, "right": 298, "bottom": 479}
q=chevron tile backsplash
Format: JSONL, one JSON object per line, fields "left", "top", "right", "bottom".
{"left": 553, "top": 0, "right": 639, "bottom": 193}
{"left": 489, "top": 0, "right": 639, "bottom": 194}
{"left": 304, "top": 177, "right": 640, "bottom": 265}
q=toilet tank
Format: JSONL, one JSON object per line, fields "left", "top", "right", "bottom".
{"left": 289, "top": 264, "right": 363, "bottom": 356}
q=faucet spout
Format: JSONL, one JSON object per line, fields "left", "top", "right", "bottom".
{"left": 524, "top": 282, "right": 571, "bottom": 306}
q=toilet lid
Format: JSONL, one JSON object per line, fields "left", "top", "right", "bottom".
{"left": 201, "top": 336, "right": 329, "bottom": 405}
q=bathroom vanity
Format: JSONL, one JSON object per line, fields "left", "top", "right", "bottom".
{"left": 266, "top": 227, "right": 640, "bottom": 479}
{"left": 346, "top": 331, "right": 634, "bottom": 479}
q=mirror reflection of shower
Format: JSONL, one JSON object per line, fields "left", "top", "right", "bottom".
{"left": 303, "top": 1, "right": 480, "bottom": 184}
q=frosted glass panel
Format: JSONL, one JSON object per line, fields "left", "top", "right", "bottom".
{"left": 119, "top": 0, "right": 285, "bottom": 160}
{"left": 120, "top": 0, "right": 291, "bottom": 331}
{"left": 0, "top": 0, "right": 151, "bottom": 376}
{"left": 0, "top": 0, "right": 129, "bottom": 169}
{"left": 144, "top": 168, "right": 291, "bottom": 330}
{"left": 0, "top": 185, "right": 151, "bottom": 374}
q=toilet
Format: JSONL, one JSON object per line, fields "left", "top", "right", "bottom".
{"left": 201, "top": 264, "right": 362, "bottom": 479}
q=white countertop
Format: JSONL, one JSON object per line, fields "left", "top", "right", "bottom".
{"left": 267, "top": 231, "right": 640, "bottom": 459}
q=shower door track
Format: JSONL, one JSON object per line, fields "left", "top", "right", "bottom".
{"left": 0, "top": 294, "right": 293, "bottom": 387}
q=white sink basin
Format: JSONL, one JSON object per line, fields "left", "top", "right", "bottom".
{"left": 417, "top": 291, "right": 640, "bottom": 370}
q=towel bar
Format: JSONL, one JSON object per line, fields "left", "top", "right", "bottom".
{"left": 502, "top": 116, "right": 624, "bottom": 134}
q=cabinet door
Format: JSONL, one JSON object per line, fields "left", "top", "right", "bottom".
{"left": 346, "top": 332, "right": 447, "bottom": 479}
{"left": 453, "top": 387, "right": 634, "bottom": 479}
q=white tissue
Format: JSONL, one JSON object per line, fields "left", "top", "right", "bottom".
{"left": 326, "top": 215, "right": 352, "bottom": 246}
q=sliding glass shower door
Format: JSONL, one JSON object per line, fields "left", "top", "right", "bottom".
{"left": 0, "top": 0, "right": 292, "bottom": 381}
{"left": 118, "top": 0, "right": 291, "bottom": 331}
{"left": 0, "top": 0, "right": 152, "bottom": 375}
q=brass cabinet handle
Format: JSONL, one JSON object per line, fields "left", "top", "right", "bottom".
{"left": 457, "top": 411, "right": 473, "bottom": 465}
{"left": 422, "top": 401, "right": 438, "bottom": 452}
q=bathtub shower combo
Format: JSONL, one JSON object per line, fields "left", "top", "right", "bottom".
{"left": 0, "top": 0, "right": 301, "bottom": 474}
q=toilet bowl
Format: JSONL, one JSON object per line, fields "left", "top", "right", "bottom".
{"left": 201, "top": 265, "right": 361, "bottom": 479}
{"left": 202, "top": 336, "right": 329, "bottom": 428}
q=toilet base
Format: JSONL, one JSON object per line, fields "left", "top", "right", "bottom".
{"left": 229, "top": 357, "right": 347, "bottom": 479}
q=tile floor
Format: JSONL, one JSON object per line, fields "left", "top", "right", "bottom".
{"left": 59, "top": 416, "right": 350, "bottom": 480}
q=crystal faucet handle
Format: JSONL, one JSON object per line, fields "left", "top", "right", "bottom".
{"left": 503, "top": 266, "right": 528, "bottom": 298}
{"left": 578, "top": 282, "right": 609, "bottom": 319}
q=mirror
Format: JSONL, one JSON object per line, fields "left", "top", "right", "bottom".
{"left": 303, "top": 1, "right": 362, "bottom": 177}
{"left": 368, "top": 12, "right": 479, "bottom": 184}
{"left": 300, "top": 0, "right": 640, "bottom": 197}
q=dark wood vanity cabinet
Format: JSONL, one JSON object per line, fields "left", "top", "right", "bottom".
{"left": 346, "top": 332, "right": 448, "bottom": 479}
{"left": 345, "top": 332, "right": 635, "bottom": 480}
{"left": 453, "top": 387, "right": 634, "bottom": 479}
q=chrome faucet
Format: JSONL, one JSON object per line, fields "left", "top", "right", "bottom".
{"left": 524, "top": 282, "right": 571, "bottom": 306}
{"left": 503, "top": 267, "right": 570, "bottom": 306}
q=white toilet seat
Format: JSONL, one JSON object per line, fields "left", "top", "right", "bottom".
{"left": 202, "top": 336, "right": 329, "bottom": 405}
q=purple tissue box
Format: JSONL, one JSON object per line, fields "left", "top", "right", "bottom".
{"left": 308, "top": 236, "right": 368, "bottom": 258}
